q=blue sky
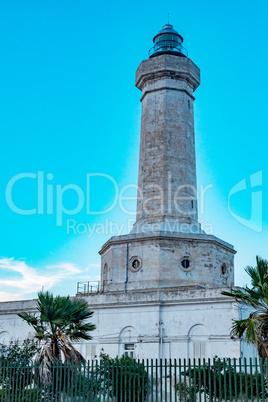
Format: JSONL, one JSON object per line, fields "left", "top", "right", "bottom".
{"left": 0, "top": 0, "right": 267, "bottom": 301}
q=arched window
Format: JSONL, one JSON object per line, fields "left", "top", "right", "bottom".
{"left": 119, "top": 326, "right": 138, "bottom": 358}
{"left": 188, "top": 324, "right": 209, "bottom": 360}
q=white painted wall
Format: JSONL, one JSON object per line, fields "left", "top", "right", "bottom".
{"left": 0, "top": 288, "right": 257, "bottom": 361}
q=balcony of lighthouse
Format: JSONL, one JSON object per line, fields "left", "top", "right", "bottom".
{"left": 76, "top": 281, "right": 100, "bottom": 295}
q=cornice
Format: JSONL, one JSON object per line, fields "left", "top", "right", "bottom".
{"left": 136, "top": 69, "right": 200, "bottom": 92}
{"left": 99, "top": 232, "right": 236, "bottom": 255}
{"left": 140, "top": 86, "right": 195, "bottom": 102}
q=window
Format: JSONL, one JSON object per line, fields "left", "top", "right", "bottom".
{"left": 193, "top": 342, "right": 206, "bottom": 359}
{"left": 180, "top": 256, "right": 193, "bottom": 272}
{"left": 181, "top": 259, "right": 190, "bottom": 269}
{"left": 221, "top": 263, "right": 227, "bottom": 275}
{"left": 132, "top": 259, "right": 140, "bottom": 270}
{"left": 124, "top": 343, "right": 134, "bottom": 358}
{"left": 129, "top": 256, "right": 142, "bottom": 272}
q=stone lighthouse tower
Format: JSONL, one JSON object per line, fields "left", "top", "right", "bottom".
{"left": 134, "top": 24, "right": 200, "bottom": 231}
{"left": 99, "top": 24, "right": 236, "bottom": 293}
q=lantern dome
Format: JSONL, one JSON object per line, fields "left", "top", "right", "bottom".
{"left": 149, "top": 24, "right": 188, "bottom": 58}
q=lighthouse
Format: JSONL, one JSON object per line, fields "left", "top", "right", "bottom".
{"left": 99, "top": 24, "right": 236, "bottom": 293}
{"left": 1, "top": 24, "right": 252, "bottom": 362}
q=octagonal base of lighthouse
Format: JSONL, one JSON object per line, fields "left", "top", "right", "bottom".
{"left": 99, "top": 231, "right": 235, "bottom": 293}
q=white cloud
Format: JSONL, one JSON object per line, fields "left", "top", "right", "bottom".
{"left": 0, "top": 258, "right": 85, "bottom": 302}
{"left": 0, "top": 291, "right": 22, "bottom": 301}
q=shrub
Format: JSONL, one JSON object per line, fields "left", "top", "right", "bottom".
{"left": 0, "top": 388, "right": 41, "bottom": 402}
{"left": 181, "top": 359, "right": 262, "bottom": 400}
{"left": 92, "top": 353, "right": 148, "bottom": 401}
{"left": 0, "top": 338, "right": 38, "bottom": 363}
{"left": 0, "top": 338, "right": 38, "bottom": 393}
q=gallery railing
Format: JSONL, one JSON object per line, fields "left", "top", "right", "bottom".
{"left": 76, "top": 281, "right": 99, "bottom": 295}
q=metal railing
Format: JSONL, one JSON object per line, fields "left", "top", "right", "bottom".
{"left": 76, "top": 281, "right": 99, "bottom": 295}
{"left": 0, "top": 358, "right": 266, "bottom": 401}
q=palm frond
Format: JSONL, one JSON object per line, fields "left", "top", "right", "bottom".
{"left": 222, "top": 288, "right": 261, "bottom": 308}
{"left": 18, "top": 312, "right": 45, "bottom": 336}
{"left": 61, "top": 342, "right": 85, "bottom": 363}
{"left": 231, "top": 316, "right": 259, "bottom": 344}
{"left": 18, "top": 312, "right": 38, "bottom": 326}
{"left": 245, "top": 256, "right": 268, "bottom": 296}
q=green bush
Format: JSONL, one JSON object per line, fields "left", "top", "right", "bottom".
{"left": 0, "top": 388, "right": 41, "bottom": 402}
{"left": 0, "top": 338, "right": 38, "bottom": 392}
{"left": 92, "top": 353, "right": 148, "bottom": 401}
{"left": 176, "top": 382, "right": 195, "bottom": 402}
{"left": 0, "top": 338, "right": 38, "bottom": 363}
{"left": 181, "top": 359, "right": 262, "bottom": 400}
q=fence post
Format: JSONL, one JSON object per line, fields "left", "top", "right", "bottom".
{"left": 178, "top": 359, "right": 181, "bottom": 402}
{"left": 249, "top": 357, "right": 254, "bottom": 401}
{"left": 146, "top": 359, "right": 149, "bottom": 402}
{"left": 164, "top": 358, "right": 167, "bottom": 401}
{"left": 155, "top": 359, "right": 158, "bottom": 402}
{"left": 254, "top": 357, "right": 259, "bottom": 402}
{"left": 234, "top": 358, "right": 238, "bottom": 402}
{"left": 174, "top": 359, "right": 177, "bottom": 402}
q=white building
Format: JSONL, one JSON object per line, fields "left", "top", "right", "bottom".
{"left": 0, "top": 24, "right": 257, "bottom": 361}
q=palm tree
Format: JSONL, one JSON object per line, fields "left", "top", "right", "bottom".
{"left": 18, "top": 291, "right": 96, "bottom": 386}
{"left": 222, "top": 256, "right": 268, "bottom": 395}
{"left": 222, "top": 256, "right": 268, "bottom": 358}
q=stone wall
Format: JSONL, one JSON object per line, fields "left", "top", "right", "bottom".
{"left": 134, "top": 54, "right": 200, "bottom": 228}
{"left": 100, "top": 231, "right": 235, "bottom": 292}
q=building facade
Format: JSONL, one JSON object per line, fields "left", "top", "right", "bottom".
{"left": 0, "top": 24, "right": 257, "bottom": 361}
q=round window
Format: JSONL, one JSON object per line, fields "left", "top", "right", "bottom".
{"left": 180, "top": 256, "right": 193, "bottom": 272}
{"left": 129, "top": 256, "right": 142, "bottom": 272}
{"left": 132, "top": 259, "right": 140, "bottom": 270}
{"left": 181, "top": 259, "right": 190, "bottom": 269}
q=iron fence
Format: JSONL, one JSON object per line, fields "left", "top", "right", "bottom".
{"left": 0, "top": 358, "right": 267, "bottom": 401}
